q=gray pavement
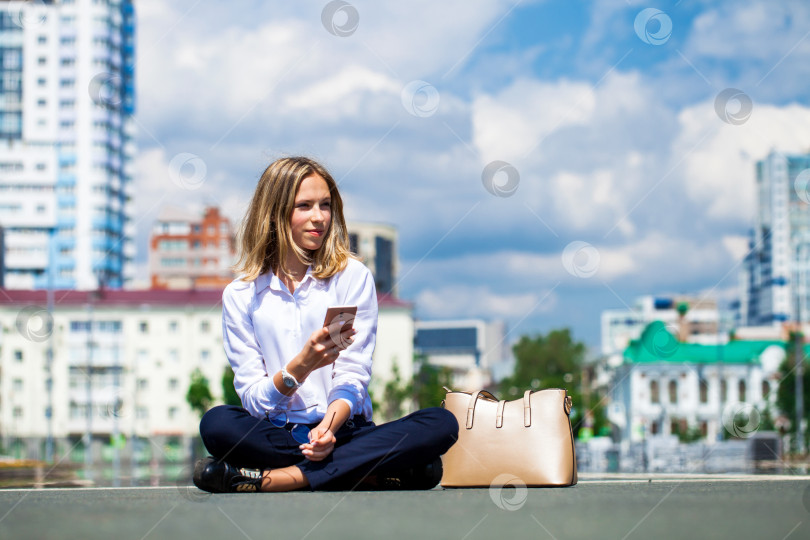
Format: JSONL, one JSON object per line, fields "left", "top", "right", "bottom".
{"left": 1, "top": 475, "right": 809, "bottom": 539}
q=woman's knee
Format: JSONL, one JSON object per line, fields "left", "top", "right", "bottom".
{"left": 199, "top": 405, "right": 242, "bottom": 452}
{"left": 417, "top": 407, "right": 459, "bottom": 450}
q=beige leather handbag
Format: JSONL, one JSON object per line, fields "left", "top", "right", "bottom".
{"left": 441, "top": 388, "right": 577, "bottom": 487}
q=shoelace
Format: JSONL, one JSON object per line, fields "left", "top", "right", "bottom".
{"left": 232, "top": 467, "right": 263, "bottom": 492}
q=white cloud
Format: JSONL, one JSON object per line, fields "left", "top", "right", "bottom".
{"left": 674, "top": 102, "right": 810, "bottom": 221}
{"left": 416, "top": 284, "right": 557, "bottom": 320}
{"left": 285, "top": 66, "right": 400, "bottom": 112}
{"left": 722, "top": 235, "right": 750, "bottom": 262}
{"left": 687, "top": 1, "right": 810, "bottom": 61}
{"left": 472, "top": 78, "right": 596, "bottom": 162}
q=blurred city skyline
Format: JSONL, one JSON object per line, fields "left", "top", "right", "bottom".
{"left": 129, "top": 0, "right": 810, "bottom": 348}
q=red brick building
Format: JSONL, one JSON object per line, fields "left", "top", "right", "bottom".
{"left": 149, "top": 206, "right": 236, "bottom": 290}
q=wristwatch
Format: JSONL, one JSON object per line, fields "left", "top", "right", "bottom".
{"left": 280, "top": 367, "right": 301, "bottom": 390}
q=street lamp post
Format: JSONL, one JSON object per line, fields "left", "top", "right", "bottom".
{"left": 45, "top": 227, "right": 55, "bottom": 463}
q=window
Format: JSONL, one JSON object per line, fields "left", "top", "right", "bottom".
{"left": 169, "top": 378, "right": 179, "bottom": 391}
{"left": 699, "top": 379, "right": 708, "bottom": 404}
{"left": 14, "top": 407, "right": 23, "bottom": 419}
{"left": 38, "top": 36, "right": 47, "bottom": 44}
{"left": 650, "top": 421, "right": 659, "bottom": 435}
{"left": 650, "top": 380, "right": 659, "bottom": 404}
{"left": 139, "top": 321, "right": 148, "bottom": 334}
{"left": 137, "top": 407, "right": 148, "bottom": 419}
{"left": 168, "top": 407, "right": 179, "bottom": 420}
{"left": 200, "top": 320, "right": 210, "bottom": 333}
{"left": 720, "top": 380, "right": 727, "bottom": 403}
{"left": 762, "top": 381, "right": 771, "bottom": 399}
{"left": 168, "top": 320, "right": 178, "bottom": 333}
{"left": 668, "top": 380, "right": 678, "bottom": 404}
{"left": 738, "top": 380, "right": 746, "bottom": 402}
{"left": 137, "top": 378, "right": 148, "bottom": 390}
{"left": 37, "top": 77, "right": 46, "bottom": 87}
{"left": 169, "top": 349, "right": 179, "bottom": 363}
{"left": 38, "top": 57, "right": 46, "bottom": 66}
{"left": 200, "top": 349, "right": 210, "bottom": 362}
{"left": 14, "top": 350, "right": 23, "bottom": 363}
{"left": 13, "top": 379, "right": 23, "bottom": 392}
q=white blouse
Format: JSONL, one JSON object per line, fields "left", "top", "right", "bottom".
{"left": 221, "top": 258, "right": 378, "bottom": 423}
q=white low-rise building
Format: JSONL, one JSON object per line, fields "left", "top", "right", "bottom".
{"left": 0, "top": 288, "right": 413, "bottom": 461}
{"left": 610, "top": 321, "right": 784, "bottom": 443}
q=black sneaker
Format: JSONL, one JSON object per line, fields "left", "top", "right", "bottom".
{"left": 193, "top": 457, "right": 264, "bottom": 493}
{"left": 378, "top": 458, "right": 444, "bottom": 490}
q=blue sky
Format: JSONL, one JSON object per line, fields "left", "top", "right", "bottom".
{"left": 133, "top": 0, "right": 810, "bottom": 351}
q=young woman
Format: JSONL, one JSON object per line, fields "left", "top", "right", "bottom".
{"left": 193, "top": 157, "right": 458, "bottom": 492}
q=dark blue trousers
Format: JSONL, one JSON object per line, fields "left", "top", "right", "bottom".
{"left": 199, "top": 405, "right": 458, "bottom": 490}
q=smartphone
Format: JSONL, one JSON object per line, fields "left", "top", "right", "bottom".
{"left": 323, "top": 305, "right": 357, "bottom": 352}
{"left": 323, "top": 305, "right": 357, "bottom": 329}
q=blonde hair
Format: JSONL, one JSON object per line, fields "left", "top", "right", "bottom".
{"left": 233, "top": 157, "right": 355, "bottom": 282}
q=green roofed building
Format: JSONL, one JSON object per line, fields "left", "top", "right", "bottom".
{"left": 610, "top": 321, "right": 785, "bottom": 443}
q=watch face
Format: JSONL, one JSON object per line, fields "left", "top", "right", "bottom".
{"left": 284, "top": 376, "right": 295, "bottom": 388}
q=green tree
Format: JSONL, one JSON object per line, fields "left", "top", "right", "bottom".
{"left": 413, "top": 355, "right": 453, "bottom": 409}
{"left": 221, "top": 365, "right": 242, "bottom": 407}
{"left": 500, "top": 329, "right": 606, "bottom": 438}
{"left": 378, "top": 363, "right": 413, "bottom": 422}
{"left": 186, "top": 368, "right": 214, "bottom": 417}
{"left": 776, "top": 336, "right": 810, "bottom": 450}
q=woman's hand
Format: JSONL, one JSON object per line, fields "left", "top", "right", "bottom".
{"left": 289, "top": 321, "right": 356, "bottom": 382}
{"left": 300, "top": 424, "right": 336, "bottom": 461}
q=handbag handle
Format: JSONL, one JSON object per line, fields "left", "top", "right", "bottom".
{"left": 465, "top": 390, "right": 498, "bottom": 429}
{"left": 523, "top": 390, "right": 532, "bottom": 427}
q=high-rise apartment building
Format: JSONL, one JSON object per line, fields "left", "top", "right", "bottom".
{"left": 149, "top": 206, "right": 236, "bottom": 290}
{"left": 740, "top": 151, "right": 810, "bottom": 325}
{"left": 0, "top": 0, "right": 135, "bottom": 290}
{"left": 347, "top": 222, "right": 397, "bottom": 296}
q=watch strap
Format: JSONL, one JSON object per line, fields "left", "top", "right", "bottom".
{"left": 281, "top": 367, "right": 301, "bottom": 389}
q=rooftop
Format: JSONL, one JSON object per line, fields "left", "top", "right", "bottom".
{"left": 0, "top": 288, "right": 410, "bottom": 309}
{"left": 623, "top": 321, "right": 786, "bottom": 365}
